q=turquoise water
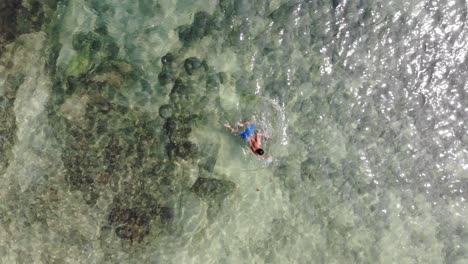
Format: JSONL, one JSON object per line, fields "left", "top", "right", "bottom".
{"left": 0, "top": 0, "right": 467, "bottom": 263}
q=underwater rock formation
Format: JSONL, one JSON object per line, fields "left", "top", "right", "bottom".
{"left": 0, "top": 0, "right": 22, "bottom": 44}
{"left": 108, "top": 207, "right": 151, "bottom": 242}
{"left": 48, "top": 27, "right": 164, "bottom": 225}
{"left": 177, "top": 11, "right": 221, "bottom": 47}
{"left": 43, "top": 6, "right": 235, "bottom": 241}
{"left": 0, "top": 0, "right": 59, "bottom": 45}
{"left": 2, "top": 0, "right": 246, "bottom": 248}
{"left": 184, "top": 57, "right": 203, "bottom": 75}
{"left": 191, "top": 177, "right": 235, "bottom": 202}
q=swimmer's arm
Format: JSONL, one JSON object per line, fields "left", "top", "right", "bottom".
{"left": 224, "top": 123, "right": 240, "bottom": 134}
{"left": 237, "top": 119, "right": 255, "bottom": 127}
{"left": 257, "top": 133, "right": 271, "bottom": 139}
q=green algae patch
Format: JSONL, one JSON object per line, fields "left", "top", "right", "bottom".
{"left": 66, "top": 48, "right": 92, "bottom": 76}
{"left": 66, "top": 30, "right": 122, "bottom": 77}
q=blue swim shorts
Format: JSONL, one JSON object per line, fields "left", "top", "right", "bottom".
{"left": 239, "top": 124, "right": 255, "bottom": 140}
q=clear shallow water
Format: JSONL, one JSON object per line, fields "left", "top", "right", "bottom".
{"left": 0, "top": 0, "right": 467, "bottom": 263}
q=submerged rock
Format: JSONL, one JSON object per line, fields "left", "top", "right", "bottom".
{"left": 101, "top": 35, "right": 120, "bottom": 58}
{"left": 159, "top": 104, "right": 172, "bottom": 119}
{"left": 191, "top": 177, "right": 235, "bottom": 202}
{"left": 161, "top": 52, "right": 174, "bottom": 65}
{"left": 72, "top": 31, "right": 101, "bottom": 52}
{"left": 158, "top": 67, "right": 174, "bottom": 85}
{"left": 158, "top": 206, "right": 175, "bottom": 222}
{"left": 67, "top": 32, "right": 122, "bottom": 78}
{"left": 165, "top": 121, "right": 193, "bottom": 144}
{"left": 184, "top": 57, "right": 203, "bottom": 75}
{"left": 115, "top": 224, "right": 150, "bottom": 242}
{"left": 170, "top": 78, "right": 189, "bottom": 97}
{"left": 108, "top": 207, "right": 151, "bottom": 242}
{"left": 166, "top": 140, "right": 196, "bottom": 160}
{"left": 218, "top": 72, "right": 228, "bottom": 84}
{"left": 108, "top": 207, "right": 150, "bottom": 226}
{"left": 0, "top": 0, "right": 22, "bottom": 44}
{"left": 177, "top": 11, "right": 220, "bottom": 46}
{"left": 106, "top": 193, "right": 175, "bottom": 242}
{"left": 0, "top": 0, "right": 58, "bottom": 45}
{"left": 206, "top": 72, "right": 221, "bottom": 92}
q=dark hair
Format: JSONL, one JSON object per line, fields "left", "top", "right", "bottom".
{"left": 256, "top": 148, "right": 264, "bottom": 155}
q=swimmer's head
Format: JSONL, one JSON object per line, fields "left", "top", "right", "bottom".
{"left": 256, "top": 148, "right": 264, "bottom": 155}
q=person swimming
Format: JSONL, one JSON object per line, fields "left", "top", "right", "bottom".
{"left": 224, "top": 119, "right": 271, "bottom": 159}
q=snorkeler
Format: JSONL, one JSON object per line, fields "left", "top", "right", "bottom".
{"left": 224, "top": 119, "right": 271, "bottom": 160}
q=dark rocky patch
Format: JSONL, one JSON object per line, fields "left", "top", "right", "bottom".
{"left": 206, "top": 71, "right": 221, "bottom": 92}
{"left": 184, "top": 57, "right": 203, "bottom": 75}
{"left": 0, "top": 0, "right": 59, "bottom": 46}
{"left": 158, "top": 206, "right": 174, "bottom": 222}
{"left": 191, "top": 177, "right": 235, "bottom": 202}
{"left": 114, "top": 224, "right": 149, "bottom": 241}
{"left": 218, "top": 72, "right": 228, "bottom": 84}
{"left": 158, "top": 67, "right": 174, "bottom": 85}
{"left": 159, "top": 104, "right": 172, "bottom": 119}
{"left": 106, "top": 193, "right": 174, "bottom": 243}
{"left": 177, "top": 11, "right": 221, "bottom": 46}
{"left": 161, "top": 52, "right": 174, "bottom": 65}
{"left": 108, "top": 207, "right": 151, "bottom": 226}
{"left": 166, "top": 140, "right": 196, "bottom": 159}
{"left": 0, "top": 0, "right": 22, "bottom": 45}
{"left": 52, "top": 84, "right": 162, "bottom": 205}
{"left": 72, "top": 31, "right": 101, "bottom": 52}
{"left": 108, "top": 207, "right": 151, "bottom": 242}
